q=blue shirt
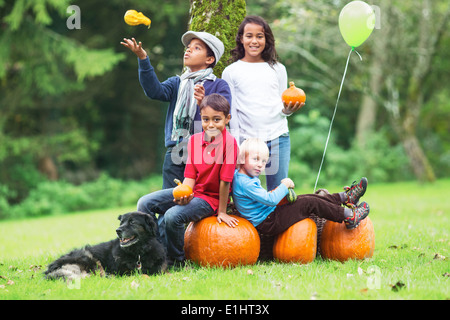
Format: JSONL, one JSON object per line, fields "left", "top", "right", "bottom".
{"left": 138, "top": 57, "right": 232, "bottom": 148}
{"left": 231, "top": 170, "right": 288, "bottom": 227}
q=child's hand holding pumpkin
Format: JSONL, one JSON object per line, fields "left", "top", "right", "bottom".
{"left": 281, "top": 81, "right": 306, "bottom": 115}
{"left": 173, "top": 194, "right": 194, "bottom": 206}
{"left": 282, "top": 101, "right": 305, "bottom": 115}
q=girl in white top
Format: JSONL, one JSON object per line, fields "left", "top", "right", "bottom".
{"left": 222, "top": 15, "right": 304, "bottom": 191}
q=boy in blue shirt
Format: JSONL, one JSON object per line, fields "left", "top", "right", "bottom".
{"left": 232, "top": 138, "right": 370, "bottom": 235}
{"left": 121, "top": 31, "right": 231, "bottom": 189}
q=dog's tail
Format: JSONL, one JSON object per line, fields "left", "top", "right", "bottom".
{"left": 44, "top": 263, "right": 88, "bottom": 280}
{"left": 44, "top": 247, "right": 104, "bottom": 280}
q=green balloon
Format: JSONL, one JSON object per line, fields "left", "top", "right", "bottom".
{"left": 339, "top": 1, "right": 375, "bottom": 48}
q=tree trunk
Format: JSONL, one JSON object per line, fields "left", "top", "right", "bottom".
{"left": 401, "top": 132, "right": 435, "bottom": 182}
{"left": 38, "top": 156, "right": 58, "bottom": 181}
{"left": 188, "top": 0, "right": 246, "bottom": 77}
{"left": 355, "top": 12, "right": 387, "bottom": 149}
{"left": 382, "top": 0, "right": 449, "bottom": 182}
{"left": 355, "top": 57, "right": 382, "bottom": 148}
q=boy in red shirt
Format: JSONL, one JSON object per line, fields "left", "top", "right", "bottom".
{"left": 137, "top": 94, "right": 239, "bottom": 267}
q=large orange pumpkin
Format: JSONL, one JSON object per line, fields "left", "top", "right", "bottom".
{"left": 273, "top": 218, "right": 317, "bottom": 264}
{"left": 282, "top": 81, "right": 306, "bottom": 105}
{"left": 184, "top": 215, "right": 260, "bottom": 268}
{"left": 320, "top": 217, "right": 375, "bottom": 262}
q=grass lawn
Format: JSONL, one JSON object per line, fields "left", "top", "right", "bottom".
{"left": 0, "top": 179, "right": 448, "bottom": 301}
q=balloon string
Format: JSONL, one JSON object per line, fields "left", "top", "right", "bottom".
{"left": 314, "top": 48, "right": 357, "bottom": 192}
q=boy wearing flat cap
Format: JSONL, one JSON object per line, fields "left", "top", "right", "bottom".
{"left": 121, "top": 31, "right": 231, "bottom": 189}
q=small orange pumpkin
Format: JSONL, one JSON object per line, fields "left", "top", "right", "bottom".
{"left": 173, "top": 179, "right": 193, "bottom": 200}
{"left": 282, "top": 81, "right": 306, "bottom": 105}
{"left": 124, "top": 10, "right": 151, "bottom": 28}
{"left": 184, "top": 215, "right": 260, "bottom": 268}
{"left": 273, "top": 218, "right": 317, "bottom": 264}
{"left": 320, "top": 217, "right": 375, "bottom": 262}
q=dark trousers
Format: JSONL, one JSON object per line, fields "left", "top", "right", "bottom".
{"left": 256, "top": 193, "right": 345, "bottom": 236}
{"left": 162, "top": 145, "right": 187, "bottom": 189}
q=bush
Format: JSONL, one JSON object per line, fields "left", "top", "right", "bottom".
{"left": 288, "top": 110, "right": 412, "bottom": 188}
{"left": 3, "top": 174, "right": 162, "bottom": 219}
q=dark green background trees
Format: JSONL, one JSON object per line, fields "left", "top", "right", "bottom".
{"left": 1, "top": 0, "right": 449, "bottom": 217}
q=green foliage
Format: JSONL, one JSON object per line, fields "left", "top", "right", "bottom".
{"left": 2, "top": 0, "right": 70, "bottom": 31}
{"left": 0, "top": 0, "right": 190, "bottom": 205}
{"left": 2, "top": 174, "right": 162, "bottom": 219}
{"left": 288, "top": 110, "right": 411, "bottom": 188}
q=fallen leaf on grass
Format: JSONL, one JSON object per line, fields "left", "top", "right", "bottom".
{"left": 388, "top": 244, "right": 408, "bottom": 250}
{"left": 390, "top": 281, "right": 405, "bottom": 292}
{"left": 29, "top": 265, "right": 42, "bottom": 272}
{"left": 247, "top": 269, "right": 253, "bottom": 275}
{"left": 433, "top": 253, "right": 446, "bottom": 261}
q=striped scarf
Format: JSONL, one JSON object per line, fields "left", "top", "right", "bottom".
{"left": 171, "top": 68, "right": 216, "bottom": 141}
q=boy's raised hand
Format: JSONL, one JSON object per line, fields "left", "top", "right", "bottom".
{"left": 120, "top": 37, "right": 147, "bottom": 60}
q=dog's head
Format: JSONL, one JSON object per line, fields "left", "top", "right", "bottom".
{"left": 116, "top": 211, "right": 157, "bottom": 248}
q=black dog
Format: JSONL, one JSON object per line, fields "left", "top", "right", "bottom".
{"left": 45, "top": 211, "right": 167, "bottom": 280}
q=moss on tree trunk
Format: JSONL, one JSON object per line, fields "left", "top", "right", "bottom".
{"left": 188, "top": 0, "right": 246, "bottom": 77}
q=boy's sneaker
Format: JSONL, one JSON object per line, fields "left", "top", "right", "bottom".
{"left": 344, "top": 201, "right": 370, "bottom": 229}
{"left": 343, "top": 177, "right": 368, "bottom": 208}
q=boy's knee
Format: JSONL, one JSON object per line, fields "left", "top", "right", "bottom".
{"left": 137, "top": 194, "right": 156, "bottom": 213}
{"left": 164, "top": 208, "right": 183, "bottom": 227}
{"left": 137, "top": 197, "right": 148, "bottom": 213}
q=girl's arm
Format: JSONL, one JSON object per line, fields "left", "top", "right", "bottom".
{"left": 216, "top": 181, "right": 239, "bottom": 227}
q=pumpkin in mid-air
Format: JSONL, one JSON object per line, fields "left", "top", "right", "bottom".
{"left": 282, "top": 81, "right": 306, "bottom": 105}
{"left": 320, "top": 217, "right": 375, "bottom": 262}
{"left": 124, "top": 10, "right": 151, "bottom": 28}
{"left": 184, "top": 215, "right": 260, "bottom": 268}
{"left": 273, "top": 218, "right": 317, "bottom": 264}
{"left": 172, "top": 179, "right": 193, "bottom": 200}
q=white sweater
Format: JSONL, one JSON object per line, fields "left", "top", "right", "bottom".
{"left": 222, "top": 60, "right": 289, "bottom": 143}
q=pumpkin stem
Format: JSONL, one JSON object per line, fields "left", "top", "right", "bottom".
{"left": 173, "top": 178, "right": 182, "bottom": 186}
{"left": 289, "top": 81, "right": 295, "bottom": 87}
